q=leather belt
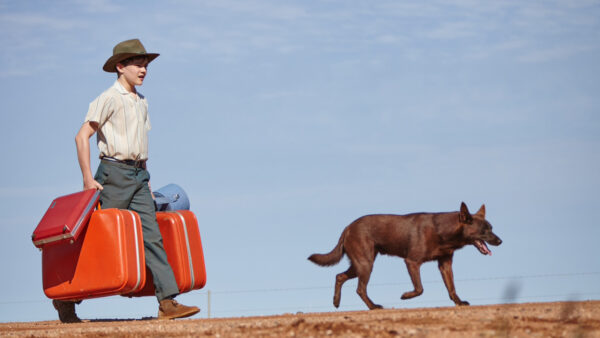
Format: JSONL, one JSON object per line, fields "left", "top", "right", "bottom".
{"left": 102, "top": 157, "right": 146, "bottom": 169}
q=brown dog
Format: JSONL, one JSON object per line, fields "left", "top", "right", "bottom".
{"left": 308, "top": 202, "right": 502, "bottom": 310}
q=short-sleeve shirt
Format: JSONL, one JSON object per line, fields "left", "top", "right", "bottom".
{"left": 85, "top": 80, "right": 151, "bottom": 161}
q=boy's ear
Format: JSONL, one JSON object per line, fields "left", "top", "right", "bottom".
{"left": 115, "top": 62, "right": 125, "bottom": 75}
{"left": 459, "top": 202, "right": 473, "bottom": 224}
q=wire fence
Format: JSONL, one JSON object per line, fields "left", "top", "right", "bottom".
{"left": 202, "top": 271, "right": 600, "bottom": 317}
{"left": 3, "top": 271, "right": 599, "bottom": 318}
{"left": 210, "top": 292, "right": 600, "bottom": 316}
{"left": 204, "top": 271, "right": 600, "bottom": 295}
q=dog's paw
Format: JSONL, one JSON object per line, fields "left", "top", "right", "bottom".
{"left": 457, "top": 301, "right": 470, "bottom": 306}
{"left": 369, "top": 304, "right": 384, "bottom": 310}
{"left": 401, "top": 290, "right": 422, "bottom": 300}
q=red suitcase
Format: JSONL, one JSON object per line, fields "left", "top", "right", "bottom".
{"left": 42, "top": 208, "right": 146, "bottom": 300}
{"left": 32, "top": 189, "right": 101, "bottom": 248}
{"left": 127, "top": 210, "right": 206, "bottom": 297}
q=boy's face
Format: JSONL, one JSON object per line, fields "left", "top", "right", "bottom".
{"left": 117, "top": 57, "right": 149, "bottom": 87}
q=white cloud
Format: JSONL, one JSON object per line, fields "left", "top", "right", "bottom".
{"left": 424, "top": 21, "right": 477, "bottom": 40}
{"left": 172, "top": 0, "right": 308, "bottom": 21}
{"left": 0, "top": 12, "right": 81, "bottom": 31}
{"left": 518, "top": 44, "right": 596, "bottom": 63}
{"left": 1, "top": 0, "right": 599, "bottom": 77}
{"left": 69, "top": 0, "right": 122, "bottom": 13}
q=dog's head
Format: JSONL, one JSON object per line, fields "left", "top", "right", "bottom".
{"left": 459, "top": 202, "right": 502, "bottom": 255}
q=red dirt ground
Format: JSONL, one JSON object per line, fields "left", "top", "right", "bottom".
{"left": 1, "top": 300, "right": 599, "bottom": 337}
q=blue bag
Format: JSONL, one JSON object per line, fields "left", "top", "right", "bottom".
{"left": 153, "top": 184, "right": 190, "bottom": 211}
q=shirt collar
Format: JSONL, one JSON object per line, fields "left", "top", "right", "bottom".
{"left": 113, "top": 80, "right": 130, "bottom": 95}
{"left": 112, "top": 80, "right": 143, "bottom": 99}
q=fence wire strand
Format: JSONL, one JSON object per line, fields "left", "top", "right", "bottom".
{"left": 2, "top": 271, "right": 598, "bottom": 312}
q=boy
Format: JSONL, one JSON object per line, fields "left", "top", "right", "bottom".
{"left": 55, "top": 39, "right": 200, "bottom": 323}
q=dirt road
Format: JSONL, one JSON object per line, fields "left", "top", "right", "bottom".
{"left": 1, "top": 300, "right": 599, "bottom": 337}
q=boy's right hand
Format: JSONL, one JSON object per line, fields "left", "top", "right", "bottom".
{"left": 84, "top": 178, "right": 103, "bottom": 191}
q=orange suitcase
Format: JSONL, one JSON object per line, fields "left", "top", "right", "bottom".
{"left": 127, "top": 210, "right": 206, "bottom": 297}
{"left": 42, "top": 209, "right": 146, "bottom": 300}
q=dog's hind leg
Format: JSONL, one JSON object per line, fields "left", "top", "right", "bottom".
{"left": 333, "top": 266, "right": 356, "bottom": 308}
{"left": 354, "top": 256, "right": 382, "bottom": 310}
{"left": 401, "top": 259, "right": 424, "bottom": 300}
{"left": 438, "top": 255, "right": 469, "bottom": 306}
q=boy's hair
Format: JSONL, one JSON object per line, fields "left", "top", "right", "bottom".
{"left": 115, "top": 55, "right": 149, "bottom": 75}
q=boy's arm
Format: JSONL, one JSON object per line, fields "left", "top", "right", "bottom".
{"left": 148, "top": 179, "right": 155, "bottom": 199}
{"left": 75, "top": 121, "right": 103, "bottom": 190}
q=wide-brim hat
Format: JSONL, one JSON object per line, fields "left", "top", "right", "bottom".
{"left": 103, "top": 38, "right": 159, "bottom": 73}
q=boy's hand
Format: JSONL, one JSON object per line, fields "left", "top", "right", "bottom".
{"left": 84, "top": 178, "right": 103, "bottom": 191}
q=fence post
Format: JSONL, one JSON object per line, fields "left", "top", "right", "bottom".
{"left": 207, "top": 290, "right": 211, "bottom": 318}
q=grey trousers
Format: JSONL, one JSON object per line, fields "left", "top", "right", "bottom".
{"left": 94, "top": 160, "right": 180, "bottom": 301}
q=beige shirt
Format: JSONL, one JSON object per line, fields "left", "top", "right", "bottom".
{"left": 85, "top": 81, "right": 151, "bottom": 161}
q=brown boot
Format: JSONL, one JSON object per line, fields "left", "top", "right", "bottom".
{"left": 52, "top": 300, "right": 82, "bottom": 323}
{"left": 158, "top": 299, "right": 200, "bottom": 320}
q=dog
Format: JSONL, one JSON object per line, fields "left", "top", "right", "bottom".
{"left": 308, "top": 202, "right": 502, "bottom": 310}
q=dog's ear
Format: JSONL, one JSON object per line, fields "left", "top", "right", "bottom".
{"left": 475, "top": 204, "right": 486, "bottom": 218}
{"left": 459, "top": 202, "right": 473, "bottom": 224}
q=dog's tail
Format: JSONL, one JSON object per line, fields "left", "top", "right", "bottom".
{"left": 307, "top": 227, "right": 348, "bottom": 266}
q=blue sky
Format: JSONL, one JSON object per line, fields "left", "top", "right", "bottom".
{"left": 1, "top": 0, "right": 599, "bottom": 322}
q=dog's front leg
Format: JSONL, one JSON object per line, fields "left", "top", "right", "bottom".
{"left": 401, "top": 259, "right": 424, "bottom": 300}
{"left": 438, "top": 255, "right": 469, "bottom": 306}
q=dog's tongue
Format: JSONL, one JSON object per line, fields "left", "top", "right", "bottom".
{"left": 475, "top": 240, "right": 492, "bottom": 255}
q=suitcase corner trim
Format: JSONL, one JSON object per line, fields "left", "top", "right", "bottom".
{"left": 123, "top": 209, "right": 145, "bottom": 293}
{"left": 33, "top": 232, "right": 75, "bottom": 247}
{"left": 174, "top": 211, "right": 196, "bottom": 292}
